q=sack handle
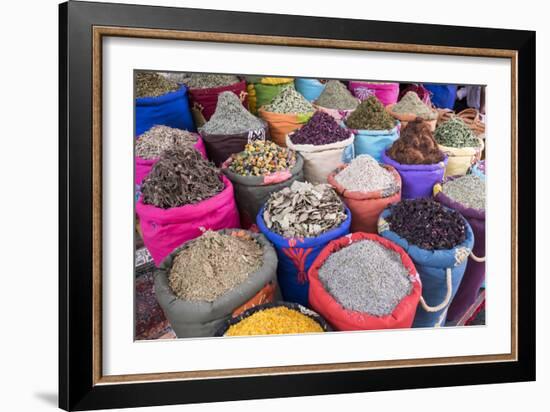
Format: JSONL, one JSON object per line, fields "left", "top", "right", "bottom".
{"left": 470, "top": 251, "right": 486, "bottom": 262}
{"left": 419, "top": 268, "right": 452, "bottom": 313}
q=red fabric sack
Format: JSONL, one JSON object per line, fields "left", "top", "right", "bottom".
{"left": 188, "top": 80, "right": 248, "bottom": 125}
{"left": 308, "top": 232, "right": 422, "bottom": 331}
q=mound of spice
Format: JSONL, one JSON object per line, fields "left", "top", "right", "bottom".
{"left": 225, "top": 306, "right": 324, "bottom": 336}
{"left": 136, "top": 125, "right": 198, "bottom": 159}
{"left": 318, "top": 240, "right": 412, "bottom": 316}
{"left": 434, "top": 117, "right": 481, "bottom": 148}
{"left": 169, "top": 230, "right": 263, "bottom": 302}
{"left": 335, "top": 154, "right": 397, "bottom": 193}
{"left": 387, "top": 119, "right": 445, "bottom": 165}
{"left": 185, "top": 73, "right": 240, "bottom": 89}
{"left": 315, "top": 80, "right": 359, "bottom": 110}
{"left": 442, "top": 175, "right": 485, "bottom": 210}
{"left": 141, "top": 148, "right": 223, "bottom": 208}
{"left": 344, "top": 96, "right": 396, "bottom": 130}
{"left": 263, "top": 181, "right": 347, "bottom": 238}
{"left": 289, "top": 111, "right": 351, "bottom": 145}
{"left": 228, "top": 141, "right": 296, "bottom": 176}
{"left": 263, "top": 86, "right": 315, "bottom": 114}
{"left": 200, "top": 91, "right": 264, "bottom": 135}
{"left": 136, "top": 72, "right": 179, "bottom": 98}
{"left": 392, "top": 91, "right": 438, "bottom": 120}
{"left": 386, "top": 199, "right": 466, "bottom": 250}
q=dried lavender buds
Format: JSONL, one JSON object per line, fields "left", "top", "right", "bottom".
{"left": 442, "top": 175, "right": 485, "bottom": 210}
{"left": 290, "top": 111, "right": 351, "bottom": 145}
{"left": 315, "top": 80, "right": 359, "bottom": 110}
{"left": 228, "top": 141, "right": 296, "bottom": 176}
{"left": 200, "top": 91, "right": 264, "bottom": 135}
{"left": 136, "top": 125, "right": 198, "bottom": 159}
{"left": 263, "top": 87, "right": 314, "bottom": 114}
{"left": 141, "top": 148, "right": 223, "bottom": 208}
{"left": 318, "top": 240, "right": 412, "bottom": 316}
{"left": 344, "top": 96, "right": 396, "bottom": 130}
{"left": 335, "top": 155, "right": 397, "bottom": 193}
{"left": 136, "top": 72, "right": 180, "bottom": 98}
{"left": 263, "top": 181, "right": 347, "bottom": 238}
{"left": 386, "top": 199, "right": 466, "bottom": 250}
{"left": 169, "top": 230, "right": 263, "bottom": 302}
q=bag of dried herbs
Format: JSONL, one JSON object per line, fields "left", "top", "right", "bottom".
{"left": 434, "top": 175, "right": 485, "bottom": 321}
{"left": 386, "top": 91, "right": 439, "bottom": 131}
{"left": 216, "top": 302, "right": 330, "bottom": 336}
{"left": 136, "top": 148, "right": 240, "bottom": 265}
{"left": 258, "top": 87, "right": 315, "bottom": 147}
{"left": 434, "top": 117, "right": 484, "bottom": 176}
{"left": 185, "top": 74, "right": 248, "bottom": 127}
{"left": 381, "top": 119, "right": 448, "bottom": 199}
{"left": 378, "top": 199, "right": 474, "bottom": 327}
{"left": 135, "top": 125, "right": 207, "bottom": 185}
{"left": 285, "top": 111, "right": 355, "bottom": 184}
{"left": 257, "top": 181, "right": 351, "bottom": 307}
{"left": 198, "top": 91, "right": 270, "bottom": 166}
{"left": 135, "top": 72, "right": 196, "bottom": 135}
{"left": 348, "top": 81, "right": 400, "bottom": 106}
{"left": 154, "top": 229, "right": 280, "bottom": 338}
{"left": 308, "top": 232, "right": 421, "bottom": 331}
{"left": 343, "top": 96, "right": 400, "bottom": 161}
{"left": 221, "top": 141, "right": 304, "bottom": 228}
{"left": 313, "top": 80, "right": 360, "bottom": 122}
{"left": 328, "top": 155, "right": 401, "bottom": 233}
{"left": 246, "top": 77, "right": 295, "bottom": 114}
{"left": 295, "top": 78, "right": 327, "bottom": 102}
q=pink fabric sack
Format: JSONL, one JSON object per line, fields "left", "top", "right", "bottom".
{"left": 134, "top": 135, "right": 207, "bottom": 185}
{"left": 136, "top": 174, "right": 240, "bottom": 265}
{"left": 348, "top": 81, "right": 399, "bottom": 106}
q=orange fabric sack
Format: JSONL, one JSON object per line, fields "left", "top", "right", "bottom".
{"left": 327, "top": 164, "right": 402, "bottom": 233}
{"left": 258, "top": 108, "right": 313, "bottom": 147}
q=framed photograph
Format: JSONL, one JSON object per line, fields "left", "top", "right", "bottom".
{"left": 59, "top": 1, "right": 535, "bottom": 410}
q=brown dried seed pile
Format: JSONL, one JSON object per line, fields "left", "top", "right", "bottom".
{"left": 141, "top": 148, "right": 223, "bottom": 209}
{"left": 185, "top": 74, "right": 240, "bottom": 89}
{"left": 135, "top": 125, "right": 198, "bottom": 159}
{"left": 263, "top": 181, "right": 347, "bottom": 238}
{"left": 136, "top": 72, "right": 180, "bottom": 98}
{"left": 169, "top": 230, "right": 263, "bottom": 302}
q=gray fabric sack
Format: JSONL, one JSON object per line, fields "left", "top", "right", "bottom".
{"left": 154, "top": 229, "right": 279, "bottom": 338}
{"left": 222, "top": 153, "right": 304, "bottom": 226}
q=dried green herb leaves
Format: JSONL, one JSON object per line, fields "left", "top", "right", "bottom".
{"left": 344, "top": 96, "right": 396, "bottom": 130}
{"left": 136, "top": 125, "right": 198, "bottom": 159}
{"left": 434, "top": 117, "right": 480, "bottom": 148}
{"left": 136, "top": 72, "right": 180, "bottom": 98}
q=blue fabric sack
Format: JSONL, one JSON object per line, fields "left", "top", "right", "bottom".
{"left": 424, "top": 84, "right": 458, "bottom": 109}
{"left": 135, "top": 85, "right": 195, "bottom": 136}
{"left": 257, "top": 206, "right": 351, "bottom": 307}
{"left": 347, "top": 124, "right": 400, "bottom": 162}
{"left": 295, "top": 78, "right": 326, "bottom": 102}
{"left": 378, "top": 207, "right": 474, "bottom": 327}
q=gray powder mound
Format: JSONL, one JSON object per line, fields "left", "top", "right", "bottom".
{"left": 335, "top": 154, "right": 396, "bottom": 193}
{"left": 200, "top": 91, "right": 264, "bottom": 135}
{"left": 315, "top": 80, "right": 359, "bottom": 110}
{"left": 442, "top": 174, "right": 485, "bottom": 210}
{"left": 318, "top": 240, "right": 412, "bottom": 316}
{"left": 185, "top": 74, "right": 240, "bottom": 89}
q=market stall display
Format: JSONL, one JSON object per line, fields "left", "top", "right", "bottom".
{"left": 154, "top": 229, "right": 278, "bottom": 337}
{"left": 135, "top": 72, "right": 195, "bottom": 134}
{"left": 328, "top": 155, "right": 401, "bottom": 233}
{"left": 378, "top": 199, "right": 474, "bottom": 327}
{"left": 246, "top": 77, "right": 294, "bottom": 114}
{"left": 286, "top": 111, "right": 354, "bottom": 184}
{"left": 199, "top": 91, "right": 269, "bottom": 166}
{"left": 381, "top": 119, "right": 447, "bottom": 199}
{"left": 343, "top": 96, "right": 399, "bottom": 161}
{"left": 257, "top": 181, "right": 351, "bottom": 307}
{"left": 434, "top": 175, "right": 486, "bottom": 321}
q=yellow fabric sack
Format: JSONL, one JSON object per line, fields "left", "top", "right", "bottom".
{"left": 438, "top": 137, "right": 484, "bottom": 176}
{"left": 260, "top": 77, "right": 294, "bottom": 85}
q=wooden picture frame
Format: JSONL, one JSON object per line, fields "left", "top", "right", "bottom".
{"left": 59, "top": 1, "right": 535, "bottom": 410}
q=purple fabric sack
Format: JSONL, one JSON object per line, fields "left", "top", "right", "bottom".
{"left": 381, "top": 150, "right": 447, "bottom": 199}
{"left": 434, "top": 177, "right": 485, "bottom": 321}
